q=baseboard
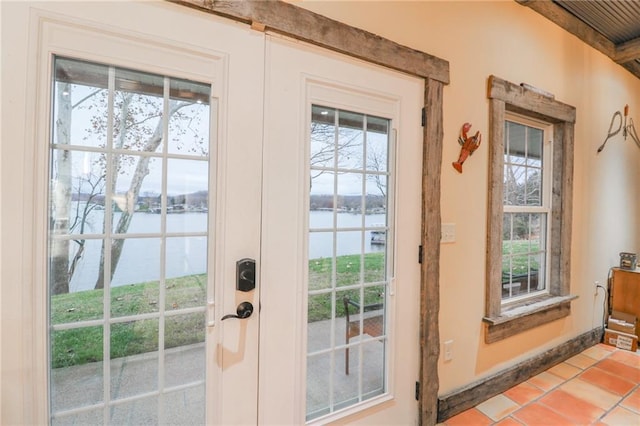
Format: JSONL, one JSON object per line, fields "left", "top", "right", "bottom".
{"left": 437, "top": 327, "right": 604, "bottom": 422}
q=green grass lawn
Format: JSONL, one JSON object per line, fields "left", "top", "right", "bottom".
{"left": 51, "top": 274, "right": 206, "bottom": 368}
{"left": 502, "top": 239, "right": 541, "bottom": 276}
{"left": 51, "top": 252, "right": 386, "bottom": 368}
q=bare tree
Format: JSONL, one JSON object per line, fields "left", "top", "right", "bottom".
{"left": 94, "top": 96, "right": 193, "bottom": 289}
{"left": 366, "top": 142, "right": 387, "bottom": 199}
{"left": 50, "top": 75, "right": 204, "bottom": 294}
{"left": 309, "top": 121, "right": 362, "bottom": 178}
{"left": 50, "top": 82, "right": 73, "bottom": 295}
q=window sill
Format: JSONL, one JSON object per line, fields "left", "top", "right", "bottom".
{"left": 483, "top": 295, "right": 578, "bottom": 343}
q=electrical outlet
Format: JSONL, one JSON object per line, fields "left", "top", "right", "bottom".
{"left": 443, "top": 340, "right": 453, "bottom": 361}
{"left": 441, "top": 223, "right": 456, "bottom": 243}
{"left": 594, "top": 280, "right": 600, "bottom": 296}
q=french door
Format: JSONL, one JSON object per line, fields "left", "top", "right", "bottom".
{"left": 34, "top": 3, "right": 423, "bottom": 425}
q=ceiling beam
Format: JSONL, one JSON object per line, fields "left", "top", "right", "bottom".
{"left": 516, "top": 0, "right": 615, "bottom": 57}
{"left": 622, "top": 60, "right": 640, "bottom": 79}
{"left": 516, "top": 0, "right": 640, "bottom": 79}
{"left": 615, "top": 37, "right": 640, "bottom": 65}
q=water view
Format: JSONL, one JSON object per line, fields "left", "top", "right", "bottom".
{"left": 68, "top": 210, "right": 386, "bottom": 292}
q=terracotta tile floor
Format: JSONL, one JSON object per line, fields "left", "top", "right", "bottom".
{"left": 440, "top": 344, "right": 640, "bottom": 425}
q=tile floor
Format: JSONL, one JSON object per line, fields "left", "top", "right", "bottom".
{"left": 440, "top": 344, "right": 640, "bottom": 425}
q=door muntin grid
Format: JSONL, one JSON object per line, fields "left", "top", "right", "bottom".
{"left": 306, "top": 105, "right": 392, "bottom": 420}
{"left": 48, "top": 56, "right": 212, "bottom": 425}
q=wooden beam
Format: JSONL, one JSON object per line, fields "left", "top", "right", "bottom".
{"left": 484, "top": 300, "right": 573, "bottom": 343}
{"left": 516, "top": 1, "right": 640, "bottom": 80}
{"left": 420, "top": 78, "right": 444, "bottom": 426}
{"left": 622, "top": 59, "right": 640, "bottom": 78}
{"left": 437, "top": 327, "right": 604, "bottom": 422}
{"left": 170, "top": 0, "right": 450, "bottom": 84}
{"left": 486, "top": 97, "right": 505, "bottom": 319}
{"left": 488, "top": 75, "right": 576, "bottom": 123}
{"left": 516, "top": 1, "right": 615, "bottom": 58}
{"left": 615, "top": 36, "right": 640, "bottom": 64}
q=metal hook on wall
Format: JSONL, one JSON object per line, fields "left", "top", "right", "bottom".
{"left": 597, "top": 105, "right": 640, "bottom": 153}
{"left": 597, "top": 110, "right": 622, "bottom": 153}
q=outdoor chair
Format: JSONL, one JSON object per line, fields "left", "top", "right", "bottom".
{"left": 343, "top": 295, "right": 384, "bottom": 375}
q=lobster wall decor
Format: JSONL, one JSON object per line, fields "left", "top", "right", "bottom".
{"left": 452, "top": 122, "right": 481, "bottom": 173}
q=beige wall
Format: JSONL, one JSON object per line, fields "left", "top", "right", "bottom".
{"left": 294, "top": 0, "right": 640, "bottom": 395}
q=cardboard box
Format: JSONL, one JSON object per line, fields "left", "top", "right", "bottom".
{"left": 607, "top": 311, "right": 637, "bottom": 335}
{"left": 604, "top": 328, "right": 638, "bottom": 352}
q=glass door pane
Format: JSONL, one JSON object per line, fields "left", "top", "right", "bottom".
{"left": 48, "top": 56, "right": 212, "bottom": 425}
{"left": 307, "top": 105, "right": 391, "bottom": 420}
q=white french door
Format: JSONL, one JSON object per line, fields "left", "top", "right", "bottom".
{"left": 19, "top": 2, "right": 423, "bottom": 425}
{"left": 259, "top": 37, "right": 423, "bottom": 425}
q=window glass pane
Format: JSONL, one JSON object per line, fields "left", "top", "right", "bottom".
{"left": 337, "top": 110, "right": 364, "bottom": 171}
{"left": 51, "top": 408, "right": 103, "bottom": 426}
{"left": 527, "top": 127, "right": 543, "bottom": 165}
{"left": 164, "top": 386, "right": 205, "bottom": 425}
{"left": 306, "top": 352, "right": 331, "bottom": 420}
{"left": 364, "top": 250, "right": 386, "bottom": 284}
{"left": 51, "top": 326, "right": 104, "bottom": 416}
{"left": 166, "top": 159, "right": 209, "bottom": 233}
{"left": 307, "top": 105, "right": 391, "bottom": 420}
{"left": 111, "top": 236, "right": 161, "bottom": 286}
{"left": 361, "top": 339, "right": 385, "bottom": 398}
{"left": 51, "top": 150, "right": 107, "bottom": 235}
{"left": 366, "top": 116, "right": 388, "bottom": 172}
{"left": 168, "top": 78, "right": 211, "bottom": 156}
{"left": 336, "top": 288, "right": 355, "bottom": 350}
{"left": 309, "top": 233, "right": 334, "bottom": 290}
{"left": 504, "top": 164, "right": 526, "bottom": 206}
{"left": 113, "top": 68, "right": 164, "bottom": 152}
{"left": 310, "top": 171, "right": 335, "bottom": 230}
{"left": 110, "top": 319, "right": 159, "bottom": 399}
{"left": 307, "top": 292, "right": 333, "bottom": 351}
{"left": 336, "top": 232, "right": 363, "bottom": 287}
{"left": 524, "top": 167, "right": 542, "bottom": 206}
{"left": 310, "top": 105, "right": 336, "bottom": 169}
{"left": 112, "top": 154, "right": 163, "bottom": 233}
{"left": 110, "top": 396, "right": 158, "bottom": 424}
{"left": 53, "top": 58, "right": 109, "bottom": 149}
{"left": 164, "top": 313, "right": 205, "bottom": 382}
{"left": 165, "top": 236, "right": 207, "bottom": 310}
{"left": 337, "top": 173, "right": 363, "bottom": 225}
{"left": 332, "top": 347, "right": 359, "bottom": 409}
{"left": 505, "top": 121, "right": 526, "bottom": 161}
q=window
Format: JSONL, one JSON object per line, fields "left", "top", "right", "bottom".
{"left": 502, "top": 117, "right": 552, "bottom": 303}
{"left": 484, "top": 76, "right": 577, "bottom": 343}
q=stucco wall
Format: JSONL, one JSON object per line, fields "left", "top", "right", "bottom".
{"left": 294, "top": 0, "right": 640, "bottom": 395}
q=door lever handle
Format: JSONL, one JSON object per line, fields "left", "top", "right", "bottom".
{"left": 221, "top": 301, "right": 254, "bottom": 321}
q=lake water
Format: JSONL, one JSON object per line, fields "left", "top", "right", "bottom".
{"left": 68, "top": 210, "right": 385, "bottom": 292}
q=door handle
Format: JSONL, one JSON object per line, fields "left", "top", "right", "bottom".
{"left": 221, "top": 301, "right": 254, "bottom": 321}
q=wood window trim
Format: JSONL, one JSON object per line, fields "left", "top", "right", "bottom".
{"left": 169, "top": 1, "right": 449, "bottom": 424}
{"left": 484, "top": 75, "right": 576, "bottom": 343}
